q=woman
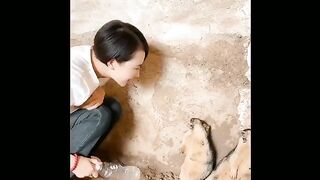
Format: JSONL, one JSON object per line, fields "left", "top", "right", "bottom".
{"left": 70, "top": 20, "right": 149, "bottom": 178}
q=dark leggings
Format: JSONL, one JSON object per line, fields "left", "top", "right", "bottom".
{"left": 70, "top": 97, "right": 121, "bottom": 178}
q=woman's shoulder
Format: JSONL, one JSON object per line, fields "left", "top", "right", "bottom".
{"left": 71, "top": 45, "right": 92, "bottom": 65}
{"left": 71, "top": 45, "right": 91, "bottom": 54}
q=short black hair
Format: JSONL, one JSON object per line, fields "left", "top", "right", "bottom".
{"left": 93, "top": 20, "right": 149, "bottom": 65}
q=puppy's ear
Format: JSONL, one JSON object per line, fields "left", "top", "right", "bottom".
{"left": 204, "top": 124, "right": 210, "bottom": 134}
{"left": 201, "top": 121, "right": 210, "bottom": 133}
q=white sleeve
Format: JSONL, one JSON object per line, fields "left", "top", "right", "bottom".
{"left": 70, "top": 86, "right": 75, "bottom": 106}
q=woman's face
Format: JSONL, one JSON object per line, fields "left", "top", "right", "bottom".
{"left": 112, "top": 49, "right": 145, "bottom": 87}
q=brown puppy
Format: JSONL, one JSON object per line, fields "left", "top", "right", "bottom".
{"left": 180, "top": 118, "right": 214, "bottom": 180}
{"left": 206, "top": 129, "right": 251, "bottom": 180}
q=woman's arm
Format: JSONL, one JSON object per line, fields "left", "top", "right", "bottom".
{"left": 77, "top": 86, "right": 105, "bottom": 110}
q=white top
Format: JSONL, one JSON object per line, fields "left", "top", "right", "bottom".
{"left": 70, "top": 45, "right": 109, "bottom": 113}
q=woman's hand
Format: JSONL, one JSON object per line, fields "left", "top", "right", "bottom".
{"left": 79, "top": 86, "right": 105, "bottom": 110}
{"left": 72, "top": 155, "right": 102, "bottom": 178}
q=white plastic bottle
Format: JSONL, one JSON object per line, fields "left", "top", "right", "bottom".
{"left": 95, "top": 162, "right": 141, "bottom": 180}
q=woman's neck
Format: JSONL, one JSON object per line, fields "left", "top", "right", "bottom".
{"left": 90, "top": 47, "right": 111, "bottom": 79}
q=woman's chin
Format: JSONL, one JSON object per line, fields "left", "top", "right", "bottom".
{"left": 118, "top": 80, "right": 128, "bottom": 87}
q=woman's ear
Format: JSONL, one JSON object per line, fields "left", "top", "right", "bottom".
{"left": 107, "top": 59, "right": 117, "bottom": 70}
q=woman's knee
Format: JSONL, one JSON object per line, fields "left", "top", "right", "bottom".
{"left": 93, "top": 106, "right": 113, "bottom": 136}
{"left": 103, "top": 97, "right": 122, "bottom": 123}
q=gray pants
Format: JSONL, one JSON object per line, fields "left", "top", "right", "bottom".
{"left": 70, "top": 97, "right": 121, "bottom": 178}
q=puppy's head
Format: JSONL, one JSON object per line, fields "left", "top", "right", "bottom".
{"left": 189, "top": 118, "right": 210, "bottom": 134}
{"left": 186, "top": 118, "right": 211, "bottom": 147}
